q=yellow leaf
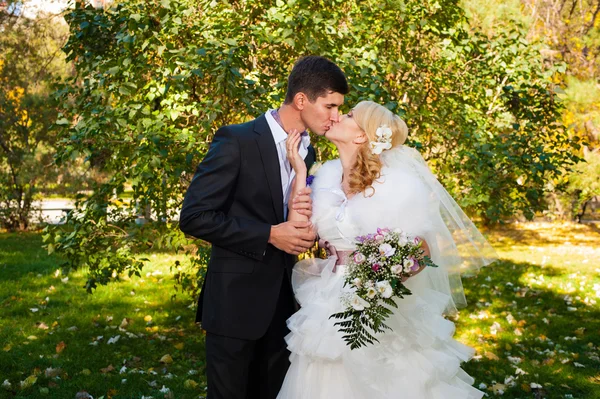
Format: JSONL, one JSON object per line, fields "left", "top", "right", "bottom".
{"left": 521, "top": 383, "right": 531, "bottom": 392}
{"left": 505, "top": 344, "right": 512, "bottom": 350}
{"left": 485, "top": 352, "right": 499, "bottom": 361}
{"left": 491, "top": 383, "right": 506, "bottom": 393}
{"left": 184, "top": 379, "right": 198, "bottom": 389}
{"left": 81, "top": 369, "right": 91, "bottom": 376}
{"left": 174, "top": 343, "right": 184, "bottom": 350}
{"left": 575, "top": 327, "right": 585, "bottom": 336}
{"left": 3, "top": 344, "right": 11, "bottom": 352}
{"left": 144, "top": 315, "right": 153, "bottom": 322}
{"left": 20, "top": 375, "right": 37, "bottom": 389}
{"left": 160, "top": 354, "right": 173, "bottom": 364}
{"left": 543, "top": 358, "right": 555, "bottom": 366}
{"left": 27, "top": 336, "right": 38, "bottom": 341}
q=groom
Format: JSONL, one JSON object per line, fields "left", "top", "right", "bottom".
{"left": 179, "top": 56, "right": 348, "bottom": 399}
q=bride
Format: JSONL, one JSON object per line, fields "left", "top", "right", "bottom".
{"left": 277, "top": 101, "right": 497, "bottom": 398}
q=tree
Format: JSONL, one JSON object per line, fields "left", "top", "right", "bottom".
{"left": 46, "top": 0, "right": 579, "bottom": 293}
{"left": 0, "top": 1, "right": 71, "bottom": 231}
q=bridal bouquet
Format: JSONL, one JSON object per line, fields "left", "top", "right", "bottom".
{"left": 330, "top": 228, "right": 438, "bottom": 349}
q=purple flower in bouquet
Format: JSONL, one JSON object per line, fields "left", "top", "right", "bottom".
{"left": 409, "top": 256, "right": 420, "bottom": 272}
{"left": 372, "top": 263, "right": 381, "bottom": 272}
{"left": 306, "top": 175, "right": 315, "bottom": 186}
{"left": 377, "top": 228, "right": 390, "bottom": 235}
{"left": 413, "top": 236, "right": 421, "bottom": 245}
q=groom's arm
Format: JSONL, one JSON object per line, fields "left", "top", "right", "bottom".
{"left": 179, "top": 126, "right": 271, "bottom": 261}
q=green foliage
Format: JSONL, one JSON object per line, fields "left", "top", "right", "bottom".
{"left": 0, "top": 4, "right": 70, "bottom": 231}
{"left": 46, "top": 0, "right": 579, "bottom": 292}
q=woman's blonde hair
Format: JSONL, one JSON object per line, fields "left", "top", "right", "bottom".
{"left": 347, "top": 101, "right": 408, "bottom": 196}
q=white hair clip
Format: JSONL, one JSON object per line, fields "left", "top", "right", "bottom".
{"left": 370, "top": 125, "right": 393, "bottom": 155}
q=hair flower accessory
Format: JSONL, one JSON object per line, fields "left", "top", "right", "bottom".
{"left": 370, "top": 125, "right": 393, "bottom": 155}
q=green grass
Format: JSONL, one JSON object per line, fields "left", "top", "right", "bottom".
{"left": 0, "top": 232, "right": 206, "bottom": 399}
{"left": 1, "top": 223, "right": 599, "bottom": 398}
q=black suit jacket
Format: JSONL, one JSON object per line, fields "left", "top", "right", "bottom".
{"left": 179, "top": 114, "right": 316, "bottom": 340}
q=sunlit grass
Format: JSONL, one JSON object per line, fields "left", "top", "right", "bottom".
{"left": 457, "top": 222, "right": 600, "bottom": 398}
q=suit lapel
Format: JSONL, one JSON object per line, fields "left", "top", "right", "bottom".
{"left": 304, "top": 145, "right": 316, "bottom": 172}
{"left": 254, "top": 114, "right": 285, "bottom": 223}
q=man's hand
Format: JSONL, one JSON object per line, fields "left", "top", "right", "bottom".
{"left": 269, "top": 221, "right": 317, "bottom": 255}
{"left": 291, "top": 186, "right": 313, "bottom": 218}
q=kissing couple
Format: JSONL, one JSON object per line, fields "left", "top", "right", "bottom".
{"left": 180, "top": 55, "right": 496, "bottom": 399}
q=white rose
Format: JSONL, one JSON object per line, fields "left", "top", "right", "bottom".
{"left": 366, "top": 287, "right": 378, "bottom": 299}
{"left": 350, "top": 294, "right": 370, "bottom": 311}
{"left": 391, "top": 264, "right": 402, "bottom": 275}
{"left": 376, "top": 281, "right": 393, "bottom": 298}
{"left": 352, "top": 278, "right": 362, "bottom": 288}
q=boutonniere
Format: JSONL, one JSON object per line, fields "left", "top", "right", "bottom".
{"left": 306, "top": 162, "right": 323, "bottom": 186}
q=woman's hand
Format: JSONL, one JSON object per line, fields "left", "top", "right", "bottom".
{"left": 286, "top": 129, "right": 307, "bottom": 177}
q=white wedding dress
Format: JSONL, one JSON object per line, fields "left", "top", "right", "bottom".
{"left": 277, "top": 146, "right": 497, "bottom": 399}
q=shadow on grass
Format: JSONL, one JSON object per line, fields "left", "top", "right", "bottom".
{"left": 458, "top": 258, "right": 600, "bottom": 399}
{"left": 0, "top": 232, "right": 207, "bottom": 399}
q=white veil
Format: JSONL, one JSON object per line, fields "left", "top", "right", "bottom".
{"left": 379, "top": 146, "right": 498, "bottom": 314}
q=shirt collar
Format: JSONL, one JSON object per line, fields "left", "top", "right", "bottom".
{"left": 265, "top": 110, "right": 288, "bottom": 144}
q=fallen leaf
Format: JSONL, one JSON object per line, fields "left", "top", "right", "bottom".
{"left": 543, "top": 358, "right": 555, "bottom": 366}
{"left": 3, "top": 344, "right": 11, "bottom": 352}
{"left": 19, "top": 375, "right": 37, "bottom": 389}
{"left": 174, "top": 343, "right": 184, "bottom": 350}
{"left": 119, "top": 318, "right": 131, "bottom": 329}
{"left": 56, "top": 341, "right": 66, "bottom": 354}
{"left": 160, "top": 354, "right": 173, "bottom": 364}
{"left": 81, "top": 369, "right": 91, "bottom": 376}
{"left": 485, "top": 352, "right": 499, "bottom": 361}
{"left": 184, "top": 379, "right": 198, "bottom": 389}
{"left": 44, "top": 367, "right": 62, "bottom": 378}
{"left": 100, "top": 364, "right": 115, "bottom": 374}
{"left": 37, "top": 322, "right": 49, "bottom": 330}
{"left": 491, "top": 382, "right": 506, "bottom": 394}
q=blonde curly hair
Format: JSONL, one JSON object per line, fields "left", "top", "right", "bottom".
{"left": 347, "top": 101, "right": 408, "bottom": 196}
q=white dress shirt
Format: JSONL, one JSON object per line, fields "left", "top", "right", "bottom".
{"left": 264, "top": 110, "right": 309, "bottom": 220}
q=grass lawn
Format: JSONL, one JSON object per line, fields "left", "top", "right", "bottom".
{"left": 1, "top": 222, "right": 599, "bottom": 398}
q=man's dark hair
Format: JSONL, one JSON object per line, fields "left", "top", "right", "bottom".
{"left": 284, "top": 56, "right": 348, "bottom": 104}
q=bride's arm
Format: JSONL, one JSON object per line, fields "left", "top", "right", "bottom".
{"left": 286, "top": 130, "right": 309, "bottom": 223}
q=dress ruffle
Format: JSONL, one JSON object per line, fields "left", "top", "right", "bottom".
{"left": 278, "top": 257, "right": 484, "bottom": 399}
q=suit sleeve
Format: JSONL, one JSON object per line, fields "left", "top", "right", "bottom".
{"left": 179, "top": 127, "right": 271, "bottom": 260}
